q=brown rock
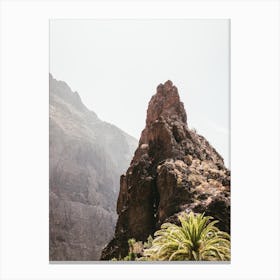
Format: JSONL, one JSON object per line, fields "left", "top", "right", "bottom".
{"left": 100, "top": 81, "right": 230, "bottom": 260}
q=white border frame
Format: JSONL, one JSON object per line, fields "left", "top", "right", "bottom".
{"left": 1, "top": 1, "right": 279, "bottom": 280}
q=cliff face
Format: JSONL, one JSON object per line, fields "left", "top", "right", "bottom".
{"left": 101, "top": 80, "right": 230, "bottom": 260}
{"left": 49, "top": 74, "right": 137, "bottom": 261}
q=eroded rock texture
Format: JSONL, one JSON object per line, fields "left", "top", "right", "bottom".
{"left": 101, "top": 80, "right": 230, "bottom": 260}
{"left": 49, "top": 74, "right": 137, "bottom": 260}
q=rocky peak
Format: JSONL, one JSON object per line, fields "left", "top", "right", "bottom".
{"left": 49, "top": 74, "right": 89, "bottom": 114}
{"left": 135, "top": 80, "right": 188, "bottom": 165}
{"left": 136, "top": 80, "right": 223, "bottom": 166}
{"left": 146, "top": 80, "right": 187, "bottom": 126}
{"left": 101, "top": 81, "right": 230, "bottom": 260}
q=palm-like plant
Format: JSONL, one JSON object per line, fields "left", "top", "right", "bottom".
{"left": 143, "top": 212, "right": 230, "bottom": 261}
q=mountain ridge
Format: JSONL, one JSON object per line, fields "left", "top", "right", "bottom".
{"left": 49, "top": 74, "right": 138, "bottom": 260}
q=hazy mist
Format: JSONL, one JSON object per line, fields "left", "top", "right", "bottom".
{"left": 50, "top": 19, "right": 230, "bottom": 166}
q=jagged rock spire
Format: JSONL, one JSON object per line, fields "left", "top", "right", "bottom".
{"left": 101, "top": 81, "right": 230, "bottom": 260}
{"left": 146, "top": 80, "right": 187, "bottom": 126}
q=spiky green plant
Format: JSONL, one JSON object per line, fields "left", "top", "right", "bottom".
{"left": 143, "top": 212, "right": 230, "bottom": 261}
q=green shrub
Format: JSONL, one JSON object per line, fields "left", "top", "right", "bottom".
{"left": 143, "top": 212, "right": 230, "bottom": 261}
{"left": 112, "top": 238, "right": 144, "bottom": 261}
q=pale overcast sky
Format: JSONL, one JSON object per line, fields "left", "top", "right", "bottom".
{"left": 50, "top": 19, "right": 230, "bottom": 167}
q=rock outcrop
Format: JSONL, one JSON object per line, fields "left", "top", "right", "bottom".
{"left": 101, "top": 80, "right": 230, "bottom": 260}
{"left": 49, "top": 74, "right": 137, "bottom": 261}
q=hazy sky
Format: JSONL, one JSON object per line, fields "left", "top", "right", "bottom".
{"left": 50, "top": 19, "right": 230, "bottom": 167}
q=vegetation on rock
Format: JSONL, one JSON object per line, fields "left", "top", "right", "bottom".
{"left": 102, "top": 80, "right": 230, "bottom": 260}
{"left": 144, "top": 212, "right": 230, "bottom": 261}
{"left": 112, "top": 212, "right": 230, "bottom": 261}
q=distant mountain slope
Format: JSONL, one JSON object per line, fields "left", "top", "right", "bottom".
{"left": 49, "top": 74, "right": 137, "bottom": 261}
